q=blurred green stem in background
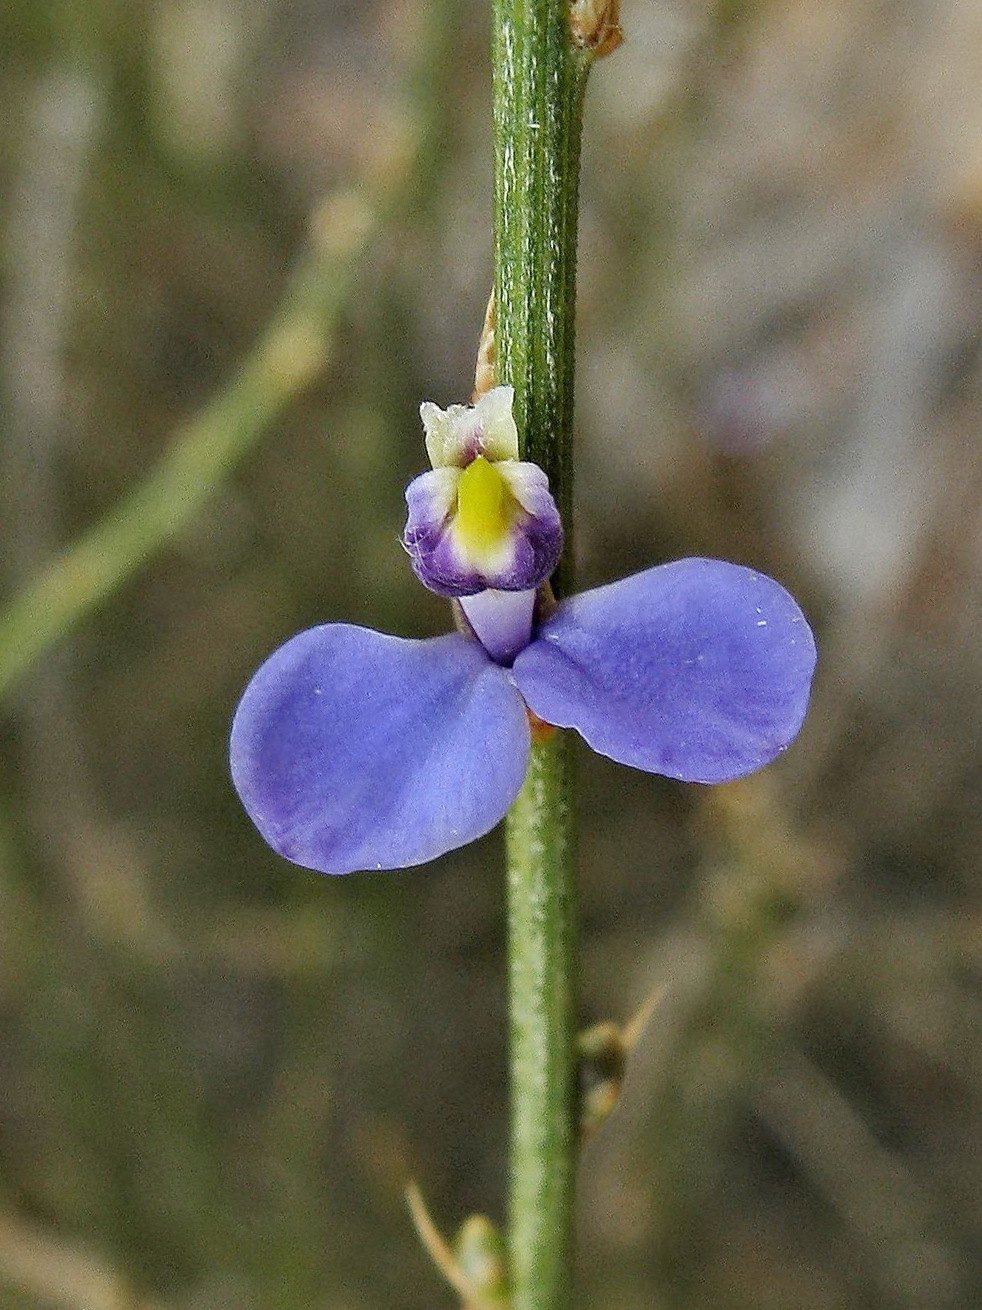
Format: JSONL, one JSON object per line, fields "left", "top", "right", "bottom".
{"left": 493, "top": 1, "right": 616, "bottom": 1305}
{"left": 0, "top": 191, "right": 366, "bottom": 699}
{"left": 0, "top": 0, "right": 456, "bottom": 703}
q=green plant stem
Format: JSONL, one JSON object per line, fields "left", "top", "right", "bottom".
{"left": 492, "top": 2, "right": 589, "bottom": 587}
{"left": 505, "top": 733, "right": 577, "bottom": 1310}
{"left": 492, "top": 2, "right": 592, "bottom": 1307}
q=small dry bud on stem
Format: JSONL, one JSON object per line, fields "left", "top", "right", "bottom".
{"left": 473, "top": 290, "right": 497, "bottom": 400}
{"left": 569, "top": 0, "right": 622, "bottom": 58}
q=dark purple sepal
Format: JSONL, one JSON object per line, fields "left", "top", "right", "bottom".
{"left": 402, "top": 464, "right": 563, "bottom": 597}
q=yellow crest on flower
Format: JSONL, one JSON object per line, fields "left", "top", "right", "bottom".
{"left": 454, "top": 456, "right": 517, "bottom": 559}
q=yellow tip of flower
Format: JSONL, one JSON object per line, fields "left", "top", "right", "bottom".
{"left": 455, "top": 456, "right": 514, "bottom": 555}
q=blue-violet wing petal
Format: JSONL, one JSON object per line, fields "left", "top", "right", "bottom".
{"left": 512, "top": 559, "right": 816, "bottom": 783}
{"left": 230, "top": 626, "right": 530, "bottom": 873}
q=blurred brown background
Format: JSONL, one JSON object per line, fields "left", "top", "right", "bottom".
{"left": 1, "top": 0, "right": 980, "bottom": 1306}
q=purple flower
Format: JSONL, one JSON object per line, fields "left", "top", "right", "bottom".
{"left": 403, "top": 386, "right": 563, "bottom": 599}
{"left": 230, "top": 391, "right": 816, "bottom": 876}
